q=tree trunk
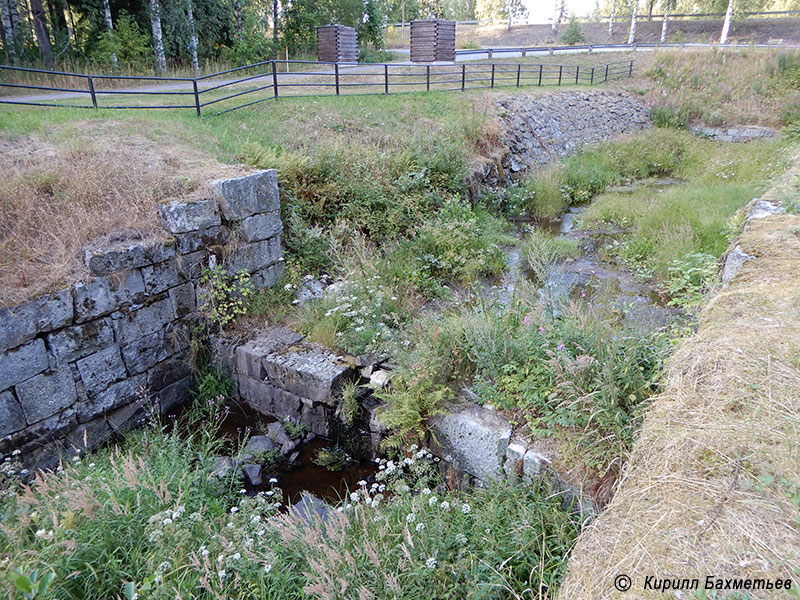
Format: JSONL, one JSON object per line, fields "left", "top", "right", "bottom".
{"left": 236, "top": 0, "right": 242, "bottom": 42}
{"left": 272, "top": 0, "right": 279, "bottom": 57}
{"left": 102, "top": 0, "right": 117, "bottom": 70}
{"left": 720, "top": 0, "right": 733, "bottom": 44}
{"left": 609, "top": 0, "right": 616, "bottom": 37}
{"left": 551, "top": 0, "right": 563, "bottom": 34}
{"left": 29, "top": 0, "right": 53, "bottom": 68}
{"left": 0, "top": 0, "right": 16, "bottom": 62}
{"left": 628, "top": 0, "right": 639, "bottom": 44}
{"left": 149, "top": 0, "right": 166, "bottom": 75}
{"left": 660, "top": 1, "right": 670, "bottom": 43}
{"left": 186, "top": 0, "right": 199, "bottom": 72}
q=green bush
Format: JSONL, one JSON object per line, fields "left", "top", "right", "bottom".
{"left": 650, "top": 105, "right": 689, "bottom": 129}
{"left": 560, "top": 17, "right": 585, "bottom": 45}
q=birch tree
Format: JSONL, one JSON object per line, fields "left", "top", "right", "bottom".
{"left": 149, "top": 0, "right": 167, "bottom": 74}
{"left": 660, "top": 0, "right": 675, "bottom": 43}
{"left": 551, "top": 0, "right": 564, "bottom": 34}
{"left": 608, "top": 0, "right": 616, "bottom": 37}
{"left": 102, "top": 0, "right": 118, "bottom": 70}
{"left": 720, "top": 0, "right": 733, "bottom": 44}
{"left": 186, "top": 0, "right": 199, "bottom": 72}
{"left": 627, "top": 0, "right": 639, "bottom": 44}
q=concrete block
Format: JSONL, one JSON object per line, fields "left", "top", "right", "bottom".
{"left": 0, "top": 338, "right": 50, "bottom": 390}
{"left": 113, "top": 296, "right": 176, "bottom": 346}
{"left": 0, "top": 390, "right": 26, "bottom": 436}
{"left": 0, "top": 289, "right": 73, "bottom": 352}
{"left": 211, "top": 170, "right": 279, "bottom": 220}
{"left": 73, "top": 271, "right": 146, "bottom": 323}
{"left": 240, "top": 212, "right": 282, "bottom": 242}
{"left": 75, "top": 345, "right": 127, "bottom": 396}
{"left": 158, "top": 199, "right": 221, "bottom": 234}
{"left": 47, "top": 317, "right": 115, "bottom": 364}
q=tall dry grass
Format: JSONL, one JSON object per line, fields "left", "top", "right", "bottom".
{"left": 0, "top": 123, "right": 241, "bottom": 307}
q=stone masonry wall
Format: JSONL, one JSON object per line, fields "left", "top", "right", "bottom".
{"left": 497, "top": 90, "right": 651, "bottom": 176}
{"left": 0, "top": 170, "right": 283, "bottom": 469}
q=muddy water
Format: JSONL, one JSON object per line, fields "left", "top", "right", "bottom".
{"left": 178, "top": 401, "right": 377, "bottom": 506}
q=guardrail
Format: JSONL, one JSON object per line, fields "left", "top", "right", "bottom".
{"left": 0, "top": 58, "right": 634, "bottom": 116}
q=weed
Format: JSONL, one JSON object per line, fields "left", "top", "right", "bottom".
{"left": 311, "top": 447, "right": 353, "bottom": 471}
{"left": 282, "top": 419, "right": 308, "bottom": 439}
{"left": 523, "top": 229, "right": 580, "bottom": 282}
{"left": 198, "top": 266, "right": 255, "bottom": 329}
{"left": 335, "top": 380, "right": 361, "bottom": 427}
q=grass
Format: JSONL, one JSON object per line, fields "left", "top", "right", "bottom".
{"left": 0, "top": 412, "right": 582, "bottom": 599}
{"left": 557, "top": 156, "right": 800, "bottom": 600}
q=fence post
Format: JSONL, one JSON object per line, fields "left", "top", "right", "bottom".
{"left": 461, "top": 64, "right": 466, "bottom": 90}
{"left": 590, "top": 66, "right": 594, "bottom": 86}
{"left": 521, "top": 48, "right": 527, "bottom": 57}
{"left": 335, "top": 63, "right": 340, "bottom": 96}
{"left": 605, "top": 63, "right": 609, "bottom": 82}
{"left": 272, "top": 61, "right": 278, "bottom": 98}
{"left": 86, "top": 76, "right": 97, "bottom": 109}
{"left": 516, "top": 63, "right": 521, "bottom": 87}
{"left": 426, "top": 64, "right": 430, "bottom": 91}
{"left": 538, "top": 63, "right": 543, "bottom": 86}
{"left": 384, "top": 64, "right": 389, "bottom": 95}
{"left": 192, "top": 80, "right": 201, "bottom": 116}
{"left": 488, "top": 49, "right": 493, "bottom": 60}
{"left": 629, "top": 60, "right": 633, "bottom": 77}
{"left": 491, "top": 63, "right": 495, "bottom": 88}
{"left": 558, "top": 64, "right": 563, "bottom": 86}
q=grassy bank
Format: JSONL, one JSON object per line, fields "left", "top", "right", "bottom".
{"left": 0, "top": 410, "right": 581, "bottom": 599}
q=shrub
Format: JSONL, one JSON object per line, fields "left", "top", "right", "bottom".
{"left": 650, "top": 105, "right": 689, "bottom": 129}
{"left": 560, "top": 17, "right": 585, "bottom": 45}
{"left": 198, "top": 266, "right": 255, "bottom": 328}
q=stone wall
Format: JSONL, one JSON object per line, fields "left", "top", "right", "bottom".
{"left": 496, "top": 90, "right": 651, "bottom": 176}
{"left": 0, "top": 170, "right": 283, "bottom": 469}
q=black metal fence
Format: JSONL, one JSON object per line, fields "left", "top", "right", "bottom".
{"left": 0, "top": 58, "right": 634, "bottom": 116}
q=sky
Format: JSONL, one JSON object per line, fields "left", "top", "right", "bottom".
{"left": 523, "top": 0, "right": 601, "bottom": 23}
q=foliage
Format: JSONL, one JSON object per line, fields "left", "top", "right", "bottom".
{"left": 358, "top": 47, "right": 398, "bottom": 63}
{"left": 375, "top": 378, "right": 450, "bottom": 449}
{"left": 664, "top": 252, "right": 718, "bottom": 310}
{"left": 282, "top": 418, "right": 309, "bottom": 439}
{"left": 198, "top": 266, "right": 255, "bottom": 328}
{"left": 523, "top": 229, "right": 580, "bottom": 281}
{"left": 358, "top": 0, "right": 384, "bottom": 50}
{"left": 650, "top": 105, "right": 689, "bottom": 129}
{"left": 10, "top": 568, "right": 55, "bottom": 600}
{"left": 311, "top": 447, "right": 353, "bottom": 470}
{"left": 188, "top": 366, "right": 233, "bottom": 424}
{"left": 93, "top": 12, "right": 153, "bottom": 72}
{"left": 560, "top": 17, "right": 585, "bottom": 45}
{"left": 335, "top": 380, "right": 361, "bottom": 426}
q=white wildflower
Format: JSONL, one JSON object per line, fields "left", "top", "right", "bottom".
{"left": 406, "top": 513, "right": 416, "bottom": 523}
{"left": 425, "top": 557, "right": 437, "bottom": 569}
{"left": 461, "top": 503, "right": 471, "bottom": 514}
{"left": 428, "top": 496, "right": 438, "bottom": 506}
{"left": 415, "top": 522, "right": 425, "bottom": 532}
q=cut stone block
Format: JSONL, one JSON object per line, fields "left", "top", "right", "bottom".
{"left": 0, "top": 338, "right": 50, "bottom": 391}
{"left": 235, "top": 327, "right": 304, "bottom": 380}
{"left": 225, "top": 239, "right": 281, "bottom": 274}
{"left": 73, "top": 271, "right": 146, "bottom": 323}
{"left": 522, "top": 449, "right": 549, "bottom": 483}
{"left": 113, "top": 296, "right": 176, "bottom": 346}
{"left": 47, "top": 317, "right": 115, "bottom": 364}
{"left": 301, "top": 402, "right": 331, "bottom": 437}
{"left": 75, "top": 345, "right": 127, "bottom": 396}
{"left": 173, "top": 225, "right": 229, "bottom": 254}
{"left": 240, "top": 212, "right": 282, "bottom": 242}
{"left": 211, "top": 170, "right": 279, "bottom": 220}
{"left": 15, "top": 367, "right": 78, "bottom": 423}
{"left": 0, "top": 390, "right": 26, "bottom": 436}
{"left": 263, "top": 341, "right": 351, "bottom": 405}
{"left": 503, "top": 442, "right": 527, "bottom": 478}
{"left": 75, "top": 373, "right": 145, "bottom": 423}
{"left": 0, "top": 289, "right": 73, "bottom": 353}
{"left": 121, "top": 330, "right": 171, "bottom": 375}
{"left": 428, "top": 400, "right": 512, "bottom": 481}
{"left": 158, "top": 199, "right": 221, "bottom": 234}
{"left": 141, "top": 259, "right": 187, "bottom": 295}
{"left": 84, "top": 239, "right": 176, "bottom": 276}
{"left": 250, "top": 262, "right": 285, "bottom": 290}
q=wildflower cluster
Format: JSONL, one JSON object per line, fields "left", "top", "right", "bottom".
{"left": 374, "top": 444, "right": 441, "bottom": 496}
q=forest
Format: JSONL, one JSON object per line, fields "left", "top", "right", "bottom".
{"left": 0, "top": 0, "right": 798, "bottom": 74}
